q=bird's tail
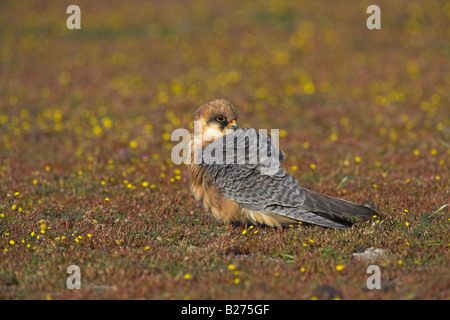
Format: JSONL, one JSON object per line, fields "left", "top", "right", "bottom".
{"left": 300, "top": 188, "right": 380, "bottom": 229}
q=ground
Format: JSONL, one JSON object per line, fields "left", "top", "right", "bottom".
{"left": 0, "top": 0, "right": 449, "bottom": 300}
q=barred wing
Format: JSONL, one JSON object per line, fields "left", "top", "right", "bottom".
{"left": 202, "top": 129, "right": 376, "bottom": 229}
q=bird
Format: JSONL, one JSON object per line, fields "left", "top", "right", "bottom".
{"left": 187, "top": 98, "right": 379, "bottom": 229}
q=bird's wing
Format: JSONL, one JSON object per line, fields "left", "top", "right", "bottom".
{"left": 202, "top": 127, "right": 285, "bottom": 168}
{"left": 202, "top": 128, "right": 377, "bottom": 229}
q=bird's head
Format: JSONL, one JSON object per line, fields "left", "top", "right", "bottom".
{"left": 193, "top": 99, "right": 238, "bottom": 147}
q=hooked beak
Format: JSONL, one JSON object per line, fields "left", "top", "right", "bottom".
{"left": 227, "top": 120, "right": 238, "bottom": 130}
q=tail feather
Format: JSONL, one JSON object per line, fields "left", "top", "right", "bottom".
{"left": 300, "top": 188, "right": 379, "bottom": 228}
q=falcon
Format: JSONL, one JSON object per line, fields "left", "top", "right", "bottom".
{"left": 187, "top": 99, "right": 378, "bottom": 229}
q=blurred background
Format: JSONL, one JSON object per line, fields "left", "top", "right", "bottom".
{"left": 0, "top": 0, "right": 448, "bottom": 174}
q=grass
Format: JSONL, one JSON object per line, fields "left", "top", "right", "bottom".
{"left": 0, "top": 0, "right": 449, "bottom": 300}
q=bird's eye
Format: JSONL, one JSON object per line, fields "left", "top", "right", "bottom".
{"left": 216, "top": 116, "right": 226, "bottom": 122}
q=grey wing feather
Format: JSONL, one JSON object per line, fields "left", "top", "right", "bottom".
{"left": 203, "top": 129, "right": 377, "bottom": 229}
